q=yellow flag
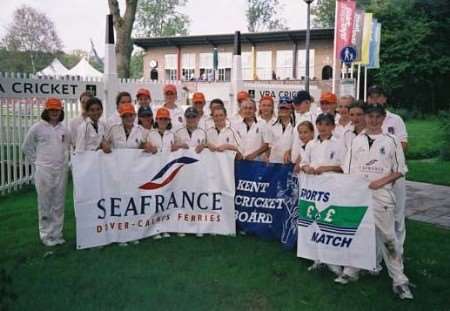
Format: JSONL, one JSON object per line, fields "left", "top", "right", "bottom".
{"left": 358, "top": 12, "right": 373, "bottom": 65}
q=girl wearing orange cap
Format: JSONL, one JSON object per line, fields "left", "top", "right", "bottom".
{"left": 107, "top": 91, "right": 133, "bottom": 128}
{"left": 162, "top": 84, "right": 185, "bottom": 132}
{"left": 22, "top": 97, "right": 71, "bottom": 247}
{"left": 136, "top": 88, "right": 151, "bottom": 108}
{"left": 102, "top": 102, "right": 147, "bottom": 152}
{"left": 75, "top": 97, "right": 107, "bottom": 152}
{"left": 145, "top": 107, "right": 175, "bottom": 154}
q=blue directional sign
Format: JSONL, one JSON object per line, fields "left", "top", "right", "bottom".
{"left": 340, "top": 46, "right": 357, "bottom": 64}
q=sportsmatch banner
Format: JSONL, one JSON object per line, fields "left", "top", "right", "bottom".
{"left": 297, "top": 174, "right": 376, "bottom": 270}
{"left": 235, "top": 160, "right": 299, "bottom": 249}
{"left": 72, "top": 149, "right": 236, "bottom": 249}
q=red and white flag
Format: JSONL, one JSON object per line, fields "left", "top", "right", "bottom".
{"left": 334, "top": 0, "right": 357, "bottom": 59}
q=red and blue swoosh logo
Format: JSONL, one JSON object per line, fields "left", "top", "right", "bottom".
{"left": 139, "top": 156, "right": 198, "bottom": 190}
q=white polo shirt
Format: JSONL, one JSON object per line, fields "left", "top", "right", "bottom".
{"left": 343, "top": 133, "right": 407, "bottom": 189}
{"left": 382, "top": 110, "right": 408, "bottom": 143}
{"left": 22, "top": 121, "right": 71, "bottom": 170}
{"left": 105, "top": 124, "right": 146, "bottom": 149}
{"left": 233, "top": 118, "right": 270, "bottom": 158}
{"left": 75, "top": 118, "right": 107, "bottom": 152}
{"left": 257, "top": 115, "right": 277, "bottom": 127}
{"left": 198, "top": 114, "right": 214, "bottom": 130}
{"left": 301, "top": 135, "right": 344, "bottom": 169}
{"left": 106, "top": 111, "right": 122, "bottom": 129}
{"left": 163, "top": 104, "right": 185, "bottom": 132}
{"left": 69, "top": 115, "right": 86, "bottom": 148}
{"left": 206, "top": 126, "right": 240, "bottom": 148}
{"left": 294, "top": 110, "right": 316, "bottom": 127}
{"left": 147, "top": 129, "right": 175, "bottom": 153}
{"left": 291, "top": 138, "right": 308, "bottom": 164}
{"left": 269, "top": 120, "right": 295, "bottom": 163}
{"left": 175, "top": 127, "right": 207, "bottom": 147}
{"left": 334, "top": 120, "right": 354, "bottom": 140}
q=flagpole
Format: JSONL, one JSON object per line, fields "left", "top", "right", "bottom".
{"left": 363, "top": 65, "right": 368, "bottom": 101}
{"left": 356, "top": 64, "right": 361, "bottom": 100}
{"left": 332, "top": 0, "right": 339, "bottom": 94}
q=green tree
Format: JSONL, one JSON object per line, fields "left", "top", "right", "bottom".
{"left": 134, "top": 0, "right": 190, "bottom": 37}
{"left": 129, "top": 49, "right": 144, "bottom": 79}
{"left": 246, "top": 0, "right": 287, "bottom": 32}
{"left": 1, "top": 5, "right": 63, "bottom": 73}
{"left": 311, "top": 0, "right": 372, "bottom": 28}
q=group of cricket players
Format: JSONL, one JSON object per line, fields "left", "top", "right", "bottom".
{"left": 21, "top": 83, "right": 414, "bottom": 300}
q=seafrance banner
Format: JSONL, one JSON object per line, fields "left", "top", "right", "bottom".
{"left": 72, "top": 149, "right": 236, "bottom": 249}
{"left": 297, "top": 173, "right": 376, "bottom": 270}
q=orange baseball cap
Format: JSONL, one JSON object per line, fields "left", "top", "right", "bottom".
{"left": 45, "top": 97, "right": 63, "bottom": 110}
{"left": 156, "top": 107, "right": 171, "bottom": 119}
{"left": 192, "top": 92, "right": 206, "bottom": 103}
{"left": 163, "top": 84, "right": 177, "bottom": 94}
{"left": 237, "top": 90, "right": 250, "bottom": 102}
{"left": 320, "top": 92, "right": 337, "bottom": 104}
{"left": 119, "top": 102, "right": 135, "bottom": 116}
{"left": 136, "top": 88, "right": 151, "bottom": 99}
{"left": 260, "top": 95, "right": 274, "bottom": 104}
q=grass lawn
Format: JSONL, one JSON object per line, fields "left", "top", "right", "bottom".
{"left": 1, "top": 185, "right": 450, "bottom": 311}
{"left": 405, "top": 118, "right": 450, "bottom": 186}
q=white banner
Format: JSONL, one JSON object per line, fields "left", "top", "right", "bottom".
{"left": 72, "top": 149, "right": 236, "bottom": 249}
{"left": 297, "top": 174, "right": 376, "bottom": 270}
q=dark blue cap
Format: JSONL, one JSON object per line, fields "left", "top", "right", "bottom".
{"left": 184, "top": 106, "right": 199, "bottom": 118}
{"left": 293, "top": 90, "right": 311, "bottom": 104}
{"left": 138, "top": 106, "right": 153, "bottom": 117}
{"left": 278, "top": 96, "right": 292, "bottom": 108}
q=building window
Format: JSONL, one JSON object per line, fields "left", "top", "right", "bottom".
{"left": 164, "top": 54, "right": 177, "bottom": 80}
{"left": 276, "top": 50, "right": 293, "bottom": 80}
{"left": 322, "top": 65, "right": 333, "bottom": 80}
{"left": 242, "top": 52, "right": 252, "bottom": 80}
{"left": 218, "top": 52, "right": 232, "bottom": 81}
{"left": 150, "top": 69, "right": 158, "bottom": 80}
{"left": 199, "top": 53, "right": 214, "bottom": 81}
{"left": 256, "top": 51, "right": 272, "bottom": 80}
{"left": 182, "top": 53, "right": 195, "bottom": 81}
{"left": 297, "top": 49, "right": 315, "bottom": 80}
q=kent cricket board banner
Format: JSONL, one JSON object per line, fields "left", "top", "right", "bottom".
{"left": 235, "top": 160, "right": 299, "bottom": 249}
{"left": 335, "top": 0, "right": 357, "bottom": 59}
{"left": 297, "top": 173, "right": 376, "bottom": 270}
{"left": 72, "top": 149, "right": 236, "bottom": 249}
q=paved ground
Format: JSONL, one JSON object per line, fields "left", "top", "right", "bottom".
{"left": 406, "top": 180, "right": 450, "bottom": 229}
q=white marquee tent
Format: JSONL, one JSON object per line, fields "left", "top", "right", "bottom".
{"left": 37, "top": 58, "right": 69, "bottom": 76}
{"left": 67, "top": 57, "right": 103, "bottom": 78}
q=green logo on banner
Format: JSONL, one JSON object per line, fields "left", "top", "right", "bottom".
{"left": 298, "top": 200, "right": 367, "bottom": 235}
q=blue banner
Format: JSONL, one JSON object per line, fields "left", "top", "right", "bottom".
{"left": 234, "top": 160, "right": 299, "bottom": 249}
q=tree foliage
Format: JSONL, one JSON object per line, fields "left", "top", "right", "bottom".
{"left": 246, "top": 0, "right": 288, "bottom": 32}
{"left": 134, "top": 0, "right": 190, "bottom": 37}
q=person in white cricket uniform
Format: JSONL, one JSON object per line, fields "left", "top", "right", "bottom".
{"left": 293, "top": 90, "right": 316, "bottom": 126}
{"left": 69, "top": 91, "right": 93, "bottom": 150}
{"left": 229, "top": 90, "right": 250, "bottom": 125}
{"left": 106, "top": 91, "right": 133, "bottom": 128}
{"left": 339, "top": 104, "right": 413, "bottom": 300}
{"left": 173, "top": 107, "right": 207, "bottom": 154}
{"left": 136, "top": 88, "right": 152, "bottom": 109}
{"left": 257, "top": 95, "right": 277, "bottom": 126}
{"left": 206, "top": 106, "right": 241, "bottom": 155}
{"left": 137, "top": 106, "right": 154, "bottom": 133}
{"left": 292, "top": 121, "right": 315, "bottom": 174}
{"left": 334, "top": 95, "right": 354, "bottom": 139}
{"left": 75, "top": 97, "right": 107, "bottom": 152}
{"left": 145, "top": 107, "right": 175, "bottom": 155}
{"left": 231, "top": 99, "right": 270, "bottom": 161}
{"left": 22, "top": 98, "right": 71, "bottom": 247}
{"left": 191, "top": 92, "right": 212, "bottom": 130}
{"left": 317, "top": 92, "right": 338, "bottom": 117}
{"left": 268, "top": 96, "right": 295, "bottom": 164}
{"left": 342, "top": 101, "right": 366, "bottom": 154}
{"left": 300, "top": 113, "right": 344, "bottom": 276}
{"left": 102, "top": 102, "right": 147, "bottom": 152}
{"left": 161, "top": 84, "right": 185, "bottom": 132}
{"left": 367, "top": 85, "right": 408, "bottom": 258}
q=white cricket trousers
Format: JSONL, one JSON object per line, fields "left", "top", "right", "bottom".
{"left": 373, "top": 188, "right": 409, "bottom": 287}
{"left": 393, "top": 177, "right": 406, "bottom": 255}
{"left": 34, "top": 165, "right": 67, "bottom": 244}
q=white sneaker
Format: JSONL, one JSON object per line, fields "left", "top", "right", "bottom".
{"left": 162, "top": 233, "right": 171, "bottom": 238}
{"left": 53, "top": 238, "right": 66, "bottom": 246}
{"left": 327, "top": 264, "right": 342, "bottom": 276}
{"left": 196, "top": 233, "right": 204, "bottom": 237}
{"left": 239, "top": 231, "right": 247, "bottom": 235}
{"left": 308, "top": 262, "right": 323, "bottom": 271}
{"left": 131, "top": 240, "right": 140, "bottom": 245}
{"left": 42, "top": 239, "right": 58, "bottom": 247}
{"left": 177, "top": 233, "right": 186, "bottom": 237}
{"left": 118, "top": 242, "right": 128, "bottom": 247}
{"left": 153, "top": 234, "right": 162, "bottom": 240}
{"left": 393, "top": 284, "right": 414, "bottom": 300}
{"left": 334, "top": 274, "right": 358, "bottom": 285}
